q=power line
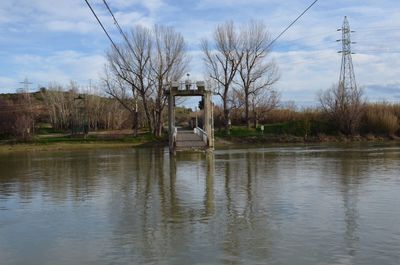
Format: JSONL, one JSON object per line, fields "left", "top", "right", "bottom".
{"left": 355, "top": 49, "right": 400, "bottom": 54}
{"left": 274, "top": 53, "right": 338, "bottom": 66}
{"left": 275, "top": 34, "right": 400, "bottom": 55}
{"left": 267, "top": 0, "right": 320, "bottom": 49}
{"left": 277, "top": 35, "right": 400, "bottom": 54}
{"left": 356, "top": 26, "right": 400, "bottom": 32}
{"left": 276, "top": 25, "right": 400, "bottom": 47}
{"left": 280, "top": 32, "right": 336, "bottom": 45}
{"left": 102, "top": 0, "right": 137, "bottom": 57}
{"left": 84, "top": 0, "right": 128, "bottom": 66}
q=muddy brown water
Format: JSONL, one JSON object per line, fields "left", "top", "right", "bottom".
{"left": 1, "top": 143, "right": 399, "bottom": 265}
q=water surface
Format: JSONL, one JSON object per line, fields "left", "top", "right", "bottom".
{"left": 1, "top": 143, "right": 399, "bottom": 265}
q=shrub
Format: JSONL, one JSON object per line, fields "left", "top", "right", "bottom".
{"left": 0, "top": 97, "right": 34, "bottom": 140}
{"left": 363, "top": 104, "right": 399, "bottom": 135}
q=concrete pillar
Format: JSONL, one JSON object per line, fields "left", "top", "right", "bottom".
{"left": 203, "top": 91, "right": 213, "bottom": 149}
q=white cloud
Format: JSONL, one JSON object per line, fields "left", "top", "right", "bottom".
{"left": 12, "top": 51, "right": 106, "bottom": 89}
{"left": 196, "top": 0, "right": 287, "bottom": 9}
{"left": 1, "top": 0, "right": 400, "bottom": 103}
{"left": 46, "top": 20, "right": 96, "bottom": 34}
{"left": 110, "top": 0, "right": 164, "bottom": 13}
{"left": 0, "top": 0, "right": 161, "bottom": 34}
{"left": 270, "top": 46, "right": 400, "bottom": 102}
{"left": 273, "top": 50, "right": 337, "bottom": 97}
{"left": 113, "top": 11, "right": 154, "bottom": 28}
{"left": 0, "top": 76, "right": 17, "bottom": 92}
{"left": 142, "top": 0, "right": 164, "bottom": 13}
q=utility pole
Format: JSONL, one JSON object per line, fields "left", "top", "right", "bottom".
{"left": 337, "top": 16, "right": 357, "bottom": 91}
{"left": 19, "top": 77, "right": 35, "bottom": 135}
{"left": 334, "top": 16, "right": 363, "bottom": 135}
{"left": 19, "top": 77, "right": 33, "bottom": 93}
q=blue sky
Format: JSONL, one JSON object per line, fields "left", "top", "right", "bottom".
{"left": 1, "top": 0, "right": 400, "bottom": 105}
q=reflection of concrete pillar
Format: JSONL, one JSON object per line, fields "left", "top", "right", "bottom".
{"left": 168, "top": 92, "right": 175, "bottom": 152}
{"left": 169, "top": 154, "right": 176, "bottom": 191}
{"left": 204, "top": 153, "right": 215, "bottom": 215}
{"left": 168, "top": 154, "right": 179, "bottom": 218}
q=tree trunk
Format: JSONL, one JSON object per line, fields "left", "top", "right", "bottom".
{"left": 153, "top": 110, "right": 163, "bottom": 137}
{"left": 132, "top": 110, "right": 138, "bottom": 137}
{"left": 245, "top": 93, "right": 250, "bottom": 129}
{"left": 222, "top": 88, "right": 231, "bottom": 133}
{"left": 253, "top": 109, "right": 258, "bottom": 128}
{"left": 223, "top": 98, "right": 230, "bottom": 133}
{"left": 140, "top": 92, "right": 153, "bottom": 133}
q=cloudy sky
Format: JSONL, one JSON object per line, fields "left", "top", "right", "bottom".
{"left": 1, "top": 0, "right": 400, "bottom": 105}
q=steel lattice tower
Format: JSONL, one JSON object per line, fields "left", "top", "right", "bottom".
{"left": 337, "top": 16, "right": 357, "bottom": 91}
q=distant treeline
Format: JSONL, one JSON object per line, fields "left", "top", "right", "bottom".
{"left": 1, "top": 84, "right": 399, "bottom": 141}
{"left": 1, "top": 20, "right": 399, "bottom": 141}
{"left": 0, "top": 83, "right": 192, "bottom": 140}
{"left": 0, "top": 86, "right": 129, "bottom": 139}
{"left": 222, "top": 102, "right": 400, "bottom": 139}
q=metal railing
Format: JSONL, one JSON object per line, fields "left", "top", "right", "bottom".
{"left": 172, "top": 126, "right": 178, "bottom": 145}
{"left": 170, "top": 81, "right": 207, "bottom": 91}
{"left": 194, "top": 127, "right": 208, "bottom": 144}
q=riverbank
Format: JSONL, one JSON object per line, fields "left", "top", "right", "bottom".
{"left": 214, "top": 133, "right": 400, "bottom": 147}
{"left": 1, "top": 131, "right": 399, "bottom": 153}
{"left": 213, "top": 125, "right": 400, "bottom": 147}
{"left": 0, "top": 132, "right": 167, "bottom": 153}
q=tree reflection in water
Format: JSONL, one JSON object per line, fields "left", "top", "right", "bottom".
{"left": 0, "top": 144, "right": 400, "bottom": 265}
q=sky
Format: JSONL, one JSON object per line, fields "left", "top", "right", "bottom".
{"left": 1, "top": 0, "right": 400, "bottom": 106}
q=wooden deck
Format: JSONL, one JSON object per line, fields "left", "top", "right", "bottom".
{"left": 175, "top": 130, "right": 207, "bottom": 151}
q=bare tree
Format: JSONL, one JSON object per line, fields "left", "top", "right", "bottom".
{"left": 103, "top": 64, "right": 141, "bottom": 136}
{"left": 0, "top": 98, "right": 15, "bottom": 137}
{"left": 0, "top": 95, "right": 35, "bottom": 140}
{"left": 237, "top": 20, "right": 280, "bottom": 128}
{"left": 150, "top": 25, "right": 188, "bottom": 136}
{"left": 82, "top": 83, "right": 114, "bottom": 132}
{"left": 103, "top": 26, "right": 153, "bottom": 136}
{"left": 103, "top": 24, "right": 188, "bottom": 137}
{"left": 319, "top": 83, "right": 364, "bottom": 135}
{"left": 202, "top": 21, "right": 243, "bottom": 132}
{"left": 41, "top": 82, "right": 78, "bottom": 131}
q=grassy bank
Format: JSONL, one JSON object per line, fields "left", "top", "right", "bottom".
{"left": 215, "top": 123, "right": 400, "bottom": 146}
{"left": 0, "top": 132, "right": 167, "bottom": 153}
{"left": 2, "top": 123, "right": 399, "bottom": 154}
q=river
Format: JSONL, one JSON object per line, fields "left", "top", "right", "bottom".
{"left": 0, "top": 143, "right": 399, "bottom": 265}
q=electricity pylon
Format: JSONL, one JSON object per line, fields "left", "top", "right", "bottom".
{"left": 337, "top": 16, "right": 357, "bottom": 91}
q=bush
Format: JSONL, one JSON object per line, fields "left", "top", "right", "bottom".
{"left": 363, "top": 104, "right": 399, "bottom": 135}
{"left": 0, "top": 97, "right": 34, "bottom": 140}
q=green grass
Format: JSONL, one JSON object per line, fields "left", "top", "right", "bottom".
{"left": 35, "top": 132, "right": 165, "bottom": 145}
{"left": 216, "top": 120, "right": 338, "bottom": 139}
{"left": 36, "top": 127, "right": 66, "bottom": 135}
{"left": 1, "top": 131, "right": 167, "bottom": 148}
{"left": 0, "top": 132, "right": 168, "bottom": 153}
{"left": 215, "top": 126, "right": 258, "bottom": 137}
